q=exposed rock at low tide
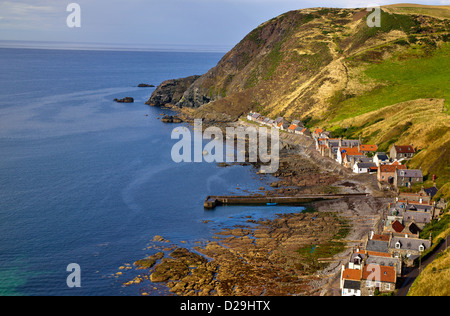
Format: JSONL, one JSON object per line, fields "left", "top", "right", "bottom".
{"left": 114, "top": 97, "right": 134, "bottom": 103}
{"left": 160, "top": 115, "right": 183, "bottom": 123}
{"left": 146, "top": 75, "right": 200, "bottom": 107}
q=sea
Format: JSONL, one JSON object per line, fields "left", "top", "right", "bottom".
{"left": 0, "top": 48, "right": 304, "bottom": 296}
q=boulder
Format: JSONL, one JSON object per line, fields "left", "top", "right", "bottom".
{"left": 114, "top": 97, "right": 134, "bottom": 103}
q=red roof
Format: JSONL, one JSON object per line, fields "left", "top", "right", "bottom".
{"left": 360, "top": 144, "right": 378, "bottom": 152}
{"left": 395, "top": 145, "right": 415, "bottom": 153}
{"left": 314, "top": 128, "right": 323, "bottom": 134}
{"left": 392, "top": 220, "right": 405, "bottom": 233}
{"left": 341, "top": 147, "right": 363, "bottom": 159}
{"left": 366, "top": 251, "right": 392, "bottom": 258}
{"left": 342, "top": 269, "right": 362, "bottom": 281}
{"left": 362, "top": 265, "right": 396, "bottom": 283}
{"left": 372, "top": 234, "right": 390, "bottom": 241}
{"left": 288, "top": 124, "right": 297, "bottom": 130}
{"left": 379, "top": 164, "right": 407, "bottom": 173}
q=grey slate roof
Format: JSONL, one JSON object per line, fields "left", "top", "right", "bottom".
{"left": 397, "top": 169, "right": 423, "bottom": 178}
{"left": 356, "top": 162, "right": 377, "bottom": 169}
{"left": 389, "top": 237, "right": 431, "bottom": 251}
{"left": 424, "top": 186, "right": 439, "bottom": 198}
{"left": 343, "top": 280, "right": 361, "bottom": 290}
{"left": 366, "top": 240, "right": 389, "bottom": 253}
{"left": 376, "top": 153, "right": 389, "bottom": 161}
{"left": 403, "top": 211, "right": 431, "bottom": 224}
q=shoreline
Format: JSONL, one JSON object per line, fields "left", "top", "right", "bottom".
{"left": 123, "top": 105, "right": 392, "bottom": 296}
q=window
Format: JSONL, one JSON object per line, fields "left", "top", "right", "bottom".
{"left": 419, "top": 244, "right": 425, "bottom": 252}
{"left": 395, "top": 241, "right": 401, "bottom": 249}
{"left": 386, "top": 283, "right": 391, "bottom": 291}
{"left": 366, "top": 281, "right": 372, "bottom": 287}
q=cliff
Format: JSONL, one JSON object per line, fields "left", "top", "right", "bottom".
{"left": 147, "top": 4, "right": 450, "bottom": 194}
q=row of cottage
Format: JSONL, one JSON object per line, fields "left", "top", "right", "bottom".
{"left": 248, "top": 111, "right": 424, "bottom": 189}
{"left": 309, "top": 126, "right": 445, "bottom": 295}
{"left": 313, "top": 129, "right": 424, "bottom": 189}
{"left": 246, "top": 112, "right": 312, "bottom": 136}
{"left": 246, "top": 112, "right": 446, "bottom": 296}
{"left": 339, "top": 187, "right": 447, "bottom": 296}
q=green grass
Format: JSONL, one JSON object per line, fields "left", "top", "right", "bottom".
{"left": 330, "top": 43, "right": 450, "bottom": 122}
{"left": 296, "top": 215, "right": 350, "bottom": 273}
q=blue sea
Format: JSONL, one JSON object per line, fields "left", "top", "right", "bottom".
{"left": 0, "top": 48, "right": 304, "bottom": 296}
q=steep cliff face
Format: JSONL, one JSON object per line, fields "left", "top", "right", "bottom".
{"left": 146, "top": 5, "right": 450, "bottom": 193}
{"left": 148, "top": 5, "right": 449, "bottom": 122}
{"left": 146, "top": 75, "right": 200, "bottom": 107}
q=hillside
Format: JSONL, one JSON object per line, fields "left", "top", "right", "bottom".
{"left": 147, "top": 4, "right": 450, "bottom": 197}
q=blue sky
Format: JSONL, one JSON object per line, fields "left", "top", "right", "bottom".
{"left": 0, "top": 0, "right": 448, "bottom": 51}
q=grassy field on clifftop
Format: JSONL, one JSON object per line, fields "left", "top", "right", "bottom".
{"left": 329, "top": 43, "right": 450, "bottom": 122}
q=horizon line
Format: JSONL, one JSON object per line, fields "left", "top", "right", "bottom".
{"left": 0, "top": 40, "right": 231, "bottom": 54}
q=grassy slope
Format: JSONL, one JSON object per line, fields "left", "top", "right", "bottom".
{"left": 323, "top": 43, "right": 450, "bottom": 198}
{"left": 330, "top": 43, "right": 450, "bottom": 122}
{"left": 408, "top": 247, "right": 450, "bottom": 296}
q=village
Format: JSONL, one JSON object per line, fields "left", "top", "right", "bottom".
{"left": 246, "top": 111, "right": 448, "bottom": 296}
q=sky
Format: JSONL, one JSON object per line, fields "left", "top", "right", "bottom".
{"left": 0, "top": 0, "right": 448, "bottom": 51}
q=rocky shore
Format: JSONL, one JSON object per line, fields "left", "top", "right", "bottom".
{"left": 120, "top": 104, "right": 391, "bottom": 296}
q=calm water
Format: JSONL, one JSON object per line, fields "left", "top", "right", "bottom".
{"left": 0, "top": 48, "right": 303, "bottom": 296}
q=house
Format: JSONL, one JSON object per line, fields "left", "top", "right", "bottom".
{"left": 339, "top": 138, "right": 361, "bottom": 148}
{"left": 262, "top": 117, "right": 271, "bottom": 126}
{"left": 399, "top": 190, "right": 432, "bottom": 204}
{"left": 277, "top": 120, "right": 290, "bottom": 130}
{"left": 366, "top": 233, "right": 390, "bottom": 255}
{"left": 398, "top": 186, "right": 439, "bottom": 203}
{"left": 361, "top": 264, "right": 397, "bottom": 296}
{"left": 294, "top": 126, "right": 304, "bottom": 135}
{"left": 340, "top": 267, "right": 362, "bottom": 296}
{"left": 337, "top": 147, "right": 365, "bottom": 167}
{"left": 247, "top": 112, "right": 254, "bottom": 121}
{"left": 373, "top": 152, "right": 389, "bottom": 166}
{"left": 312, "top": 128, "right": 324, "bottom": 139}
{"left": 353, "top": 162, "right": 377, "bottom": 174}
{"left": 390, "top": 144, "right": 416, "bottom": 160}
{"left": 288, "top": 124, "right": 298, "bottom": 133}
{"left": 383, "top": 220, "right": 421, "bottom": 238}
{"left": 340, "top": 252, "right": 397, "bottom": 296}
{"left": 318, "top": 138, "right": 340, "bottom": 159}
{"left": 359, "top": 144, "right": 378, "bottom": 155}
{"left": 257, "top": 115, "right": 265, "bottom": 123}
{"left": 389, "top": 235, "right": 431, "bottom": 266}
{"left": 291, "top": 120, "right": 302, "bottom": 127}
{"left": 394, "top": 169, "right": 423, "bottom": 188}
{"left": 251, "top": 113, "right": 261, "bottom": 122}
{"left": 403, "top": 210, "right": 432, "bottom": 227}
{"left": 377, "top": 162, "right": 406, "bottom": 184}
